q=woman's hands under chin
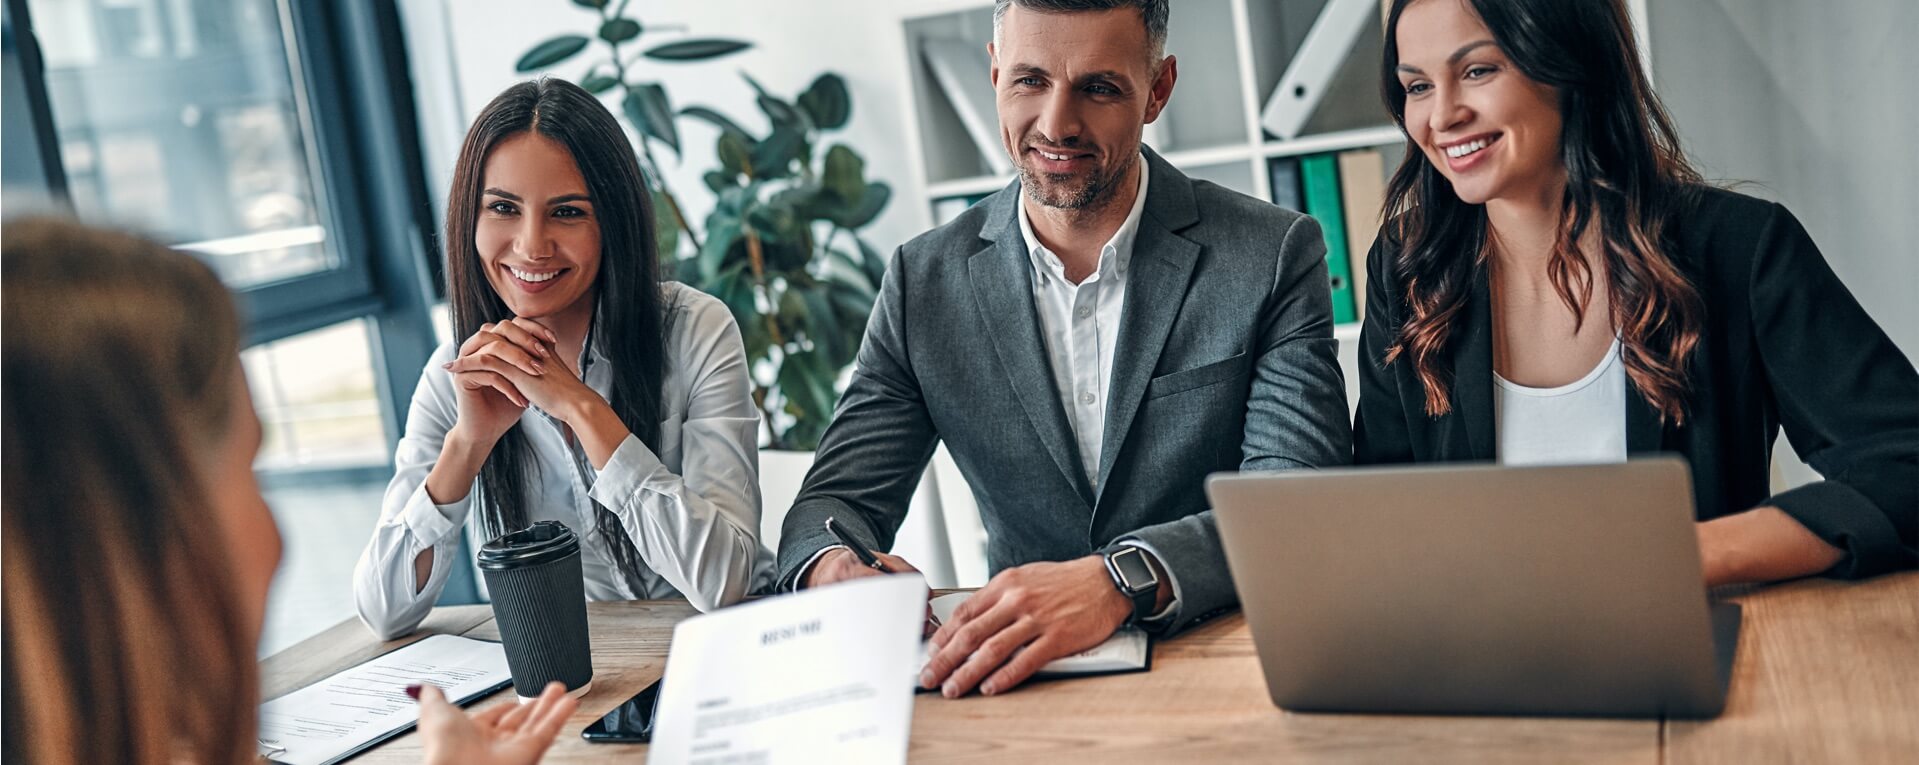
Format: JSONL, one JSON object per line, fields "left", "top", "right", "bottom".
{"left": 444, "top": 318, "right": 557, "bottom": 449}
{"left": 442, "top": 318, "right": 607, "bottom": 429}
{"left": 414, "top": 681, "right": 578, "bottom": 765}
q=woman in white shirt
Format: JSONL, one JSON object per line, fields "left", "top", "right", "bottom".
{"left": 354, "top": 79, "right": 774, "bottom": 640}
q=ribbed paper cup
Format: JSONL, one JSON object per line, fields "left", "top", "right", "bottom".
{"left": 478, "top": 521, "right": 594, "bottom": 700}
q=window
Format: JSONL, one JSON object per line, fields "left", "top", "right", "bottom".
{"left": 30, "top": 0, "right": 341, "bottom": 288}
{"left": 243, "top": 318, "right": 387, "bottom": 470}
{"left": 5, "top": 0, "right": 457, "bottom": 651}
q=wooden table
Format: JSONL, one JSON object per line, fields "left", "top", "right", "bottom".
{"left": 262, "top": 573, "right": 1919, "bottom": 763}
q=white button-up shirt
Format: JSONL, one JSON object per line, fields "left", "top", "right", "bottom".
{"left": 1017, "top": 160, "right": 1148, "bottom": 492}
{"left": 1016, "top": 158, "right": 1179, "bottom": 618}
{"left": 353, "top": 283, "right": 775, "bottom": 639}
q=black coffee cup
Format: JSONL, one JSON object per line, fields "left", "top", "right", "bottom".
{"left": 478, "top": 521, "right": 594, "bottom": 699}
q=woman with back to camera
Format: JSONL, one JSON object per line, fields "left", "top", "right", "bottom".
{"left": 1355, "top": 0, "right": 1917, "bottom": 583}
{"left": 353, "top": 78, "right": 773, "bottom": 640}
{"left": 2, "top": 219, "right": 575, "bottom": 764}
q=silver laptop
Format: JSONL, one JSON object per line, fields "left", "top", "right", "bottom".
{"left": 1206, "top": 458, "right": 1740, "bottom": 719}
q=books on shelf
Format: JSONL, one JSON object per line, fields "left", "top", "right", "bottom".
{"left": 1336, "top": 148, "right": 1387, "bottom": 321}
{"left": 1300, "top": 153, "right": 1357, "bottom": 324}
{"left": 1270, "top": 147, "right": 1392, "bottom": 327}
{"left": 932, "top": 192, "right": 993, "bottom": 226}
{"left": 1260, "top": 0, "right": 1388, "bottom": 141}
{"left": 920, "top": 36, "right": 1014, "bottom": 175}
{"left": 1267, "top": 157, "right": 1305, "bottom": 214}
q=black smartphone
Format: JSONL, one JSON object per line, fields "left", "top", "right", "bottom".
{"left": 580, "top": 678, "right": 662, "bottom": 743}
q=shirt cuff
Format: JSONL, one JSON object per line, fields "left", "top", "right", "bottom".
{"left": 1122, "top": 539, "right": 1182, "bottom": 624}
{"left": 790, "top": 545, "right": 849, "bottom": 592}
{"left": 586, "top": 433, "right": 671, "bottom": 511}
{"left": 400, "top": 483, "right": 470, "bottom": 549}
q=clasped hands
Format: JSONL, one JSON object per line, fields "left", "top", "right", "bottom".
{"left": 441, "top": 318, "right": 608, "bottom": 446}
{"left": 807, "top": 548, "right": 1149, "bottom": 698}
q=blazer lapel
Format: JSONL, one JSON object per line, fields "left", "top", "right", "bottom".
{"left": 1453, "top": 269, "right": 1496, "bottom": 461}
{"left": 1624, "top": 383, "right": 1665, "bottom": 454}
{"left": 1096, "top": 149, "right": 1202, "bottom": 496}
{"left": 969, "top": 189, "right": 1097, "bottom": 509}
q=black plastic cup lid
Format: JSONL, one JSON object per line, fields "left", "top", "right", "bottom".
{"left": 477, "top": 520, "right": 580, "bottom": 570}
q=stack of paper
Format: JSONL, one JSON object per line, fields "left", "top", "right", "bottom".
{"left": 257, "top": 634, "right": 512, "bottom": 765}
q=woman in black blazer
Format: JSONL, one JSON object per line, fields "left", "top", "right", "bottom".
{"left": 1357, "top": 0, "right": 1916, "bottom": 584}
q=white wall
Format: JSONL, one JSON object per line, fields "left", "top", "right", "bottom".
{"left": 1648, "top": 0, "right": 1917, "bottom": 358}
{"left": 414, "top": 0, "right": 939, "bottom": 258}
{"left": 1648, "top": 0, "right": 1919, "bottom": 485}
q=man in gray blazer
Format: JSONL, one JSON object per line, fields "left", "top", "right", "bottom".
{"left": 779, "top": 0, "right": 1351, "bottom": 697}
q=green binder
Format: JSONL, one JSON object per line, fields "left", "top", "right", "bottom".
{"left": 1300, "top": 153, "right": 1357, "bottom": 324}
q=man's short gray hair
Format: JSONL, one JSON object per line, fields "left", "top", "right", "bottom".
{"left": 992, "top": 0, "right": 1170, "bottom": 61}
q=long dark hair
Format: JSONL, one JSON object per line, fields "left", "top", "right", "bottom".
{"left": 445, "top": 78, "right": 671, "bottom": 593}
{"left": 1378, "top": 0, "right": 1705, "bottom": 423}
{"left": 4, "top": 219, "right": 254, "bottom": 764}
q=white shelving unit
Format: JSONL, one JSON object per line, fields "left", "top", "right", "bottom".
{"left": 902, "top": 0, "right": 1405, "bottom": 205}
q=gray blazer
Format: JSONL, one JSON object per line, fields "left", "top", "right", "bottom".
{"left": 777, "top": 147, "right": 1352, "bottom": 632}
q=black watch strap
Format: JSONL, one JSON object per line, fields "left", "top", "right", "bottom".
{"left": 1104, "top": 546, "right": 1160, "bottom": 623}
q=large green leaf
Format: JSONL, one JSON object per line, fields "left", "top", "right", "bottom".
{"left": 679, "top": 106, "right": 753, "bottom": 140}
{"left": 516, "top": 35, "right": 590, "bottom": 72}
{"left": 674, "top": 254, "right": 703, "bottom": 285}
{"left": 717, "top": 131, "right": 752, "bottom": 176}
{"left": 750, "top": 127, "right": 805, "bottom": 179}
{"left": 796, "top": 73, "right": 851, "bottom": 130}
{"left": 652, "top": 189, "right": 680, "bottom": 261}
{"left": 622, "top": 84, "right": 680, "bottom": 157}
{"left": 578, "top": 72, "right": 619, "bottom": 94}
{"left": 702, "top": 170, "right": 734, "bottom": 194}
{"left": 828, "top": 181, "right": 890, "bottom": 229}
{"left": 598, "top": 18, "right": 642, "bottom": 44}
{"left": 745, "top": 202, "right": 796, "bottom": 246}
{"left": 777, "top": 349, "right": 839, "bottom": 428}
{"left": 822, "top": 249, "right": 877, "bottom": 300}
{"left": 821, "top": 145, "right": 866, "bottom": 204}
{"left": 645, "top": 39, "right": 752, "bottom": 61}
{"left": 699, "top": 215, "right": 742, "bottom": 282}
{"left": 855, "top": 237, "right": 889, "bottom": 286}
{"left": 796, "top": 284, "right": 845, "bottom": 364}
{"left": 743, "top": 73, "right": 809, "bottom": 133}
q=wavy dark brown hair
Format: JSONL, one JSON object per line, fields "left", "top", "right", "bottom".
{"left": 1379, "top": 0, "right": 1705, "bottom": 423}
{"left": 4, "top": 219, "right": 254, "bottom": 764}
{"left": 445, "top": 78, "right": 672, "bottom": 595}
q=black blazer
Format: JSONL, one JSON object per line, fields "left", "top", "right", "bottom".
{"left": 1353, "top": 187, "right": 1917, "bottom": 578}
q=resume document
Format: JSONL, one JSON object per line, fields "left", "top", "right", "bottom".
{"left": 648, "top": 575, "right": 927, "bottom": 764}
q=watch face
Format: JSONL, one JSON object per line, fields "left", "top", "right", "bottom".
{"left": 1113, "top": 549, "right": 1156, "bottom": 592}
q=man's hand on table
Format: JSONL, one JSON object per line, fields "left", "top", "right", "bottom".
{"left": 919, "top": 555, "right": 1138, "bottom": 698}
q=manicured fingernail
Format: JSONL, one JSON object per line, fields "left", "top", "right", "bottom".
{"left": 919, "top": 670, "right": 934, "bottom": 687}
{"left": 942, "top": 681, "right": 957, "bottom": 698}
{"left": 405, "top": 684, "right": 422, "bottom": 699}
{"left": 441, "top": 362, "right": 453, "bottom": 370}
{"left": 981, "top": 682, "right": 997, "bottom": 696}
{"left": 532, "top": 362, "right": 545, "bottom": 374}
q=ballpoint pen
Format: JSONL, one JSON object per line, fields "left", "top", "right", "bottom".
{"left": 824, "top": 516, "right": 888, "bottom": 571}
{"left": 824, "top": 516, "right": 941, "bottom": 630}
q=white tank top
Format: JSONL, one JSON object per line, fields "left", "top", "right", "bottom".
{"left": 1494, "top": 337, "right": 1628, "bottom": 466}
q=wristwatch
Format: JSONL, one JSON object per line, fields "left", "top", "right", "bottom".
{"left": 1103, "top": 545, "right": 1161, "bottom": 624}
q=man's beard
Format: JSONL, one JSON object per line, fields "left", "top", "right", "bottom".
{"left": 1015, "top": 143, "right": 1134, "bottom": 213}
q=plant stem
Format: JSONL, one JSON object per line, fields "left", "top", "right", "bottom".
{"left": 605, "top": 33, "right": 704, "bottom": 254}
{"left": 750, "top": 385, "right": 782, "bottom": 450}
{"left": 743, "top": 229, "right": 785, "bottom": 348}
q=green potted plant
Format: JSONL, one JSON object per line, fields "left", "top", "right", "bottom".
{"left": 515, "top": 2, "right": 892, "bottom": 452}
